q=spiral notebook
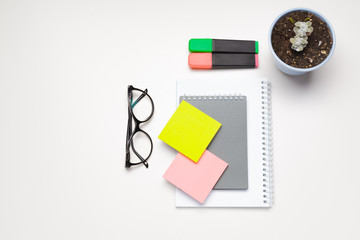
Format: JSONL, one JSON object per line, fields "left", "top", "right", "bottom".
{"left": 176, "top": 78, "right": 273, "bottom": 207}
{"left": 179, "top": 95, "right": 248, "bottom": 190}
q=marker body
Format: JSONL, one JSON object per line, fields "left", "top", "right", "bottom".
{"left": 189, "top": 39, "right": 259, "bottom": 54}
{"left": 188, "top": 53, "right": 258, "bottom": 69}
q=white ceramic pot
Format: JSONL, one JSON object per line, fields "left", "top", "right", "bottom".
{"left": 269, "top": 8, "right": 336, "bottom": 75}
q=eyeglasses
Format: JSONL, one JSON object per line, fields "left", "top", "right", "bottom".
{"left": 126, "top": 85, "right": 154, "bottom": 168}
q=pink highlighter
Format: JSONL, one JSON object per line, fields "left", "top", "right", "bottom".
{"left": 189, "top": 53, "right": 259, "bottom": 69}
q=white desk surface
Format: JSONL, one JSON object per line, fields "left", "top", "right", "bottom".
{"left": 1, "top": 0, "right": 359, "bottom": 239}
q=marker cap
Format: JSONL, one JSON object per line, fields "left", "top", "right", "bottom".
{"left": 189, "top": 39, "right": 212, "bottom": 52}
{"left": 188, "top": 53, "right": 212, "bottom": 69}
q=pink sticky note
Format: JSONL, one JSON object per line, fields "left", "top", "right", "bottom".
{"left": 163, "top": 150, "right": 228, "bottom": 204}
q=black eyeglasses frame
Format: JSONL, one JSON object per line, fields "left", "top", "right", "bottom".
{"left": 126, "top": 85, "right": 154, "bottom": 168}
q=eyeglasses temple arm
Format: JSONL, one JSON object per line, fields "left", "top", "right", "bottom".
{"left": 131, "top": 89, "right": 148, "bottom": 108}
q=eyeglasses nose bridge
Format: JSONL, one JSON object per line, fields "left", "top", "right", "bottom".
{"left": 133, "top": 122, "right": 141, "bottom": 132}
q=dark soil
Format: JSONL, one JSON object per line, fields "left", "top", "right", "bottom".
{"left": 271, "top": 11, "right": 333, "bottom": 68}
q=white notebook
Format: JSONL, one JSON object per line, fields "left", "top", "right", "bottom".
{"left": 176, "top": 78, "right": 273, "bottom": 207}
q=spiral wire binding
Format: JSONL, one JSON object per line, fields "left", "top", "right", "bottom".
{"left": 261, "top": 80, "right": 273, "bottom": 206}
{"left": 182, "top": 94, "right": 244, "bottom": 101}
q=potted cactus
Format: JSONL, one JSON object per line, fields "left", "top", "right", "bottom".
{"left": 269, "top": 8, "right": 336, "bottom": 75}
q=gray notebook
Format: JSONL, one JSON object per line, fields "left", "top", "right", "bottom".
{"left": 180, "top": 95, "right": 248, "bottom": 190}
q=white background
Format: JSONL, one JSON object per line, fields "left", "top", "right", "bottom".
{"left": 1, "top": 0, "right": 359, "bottom": 239}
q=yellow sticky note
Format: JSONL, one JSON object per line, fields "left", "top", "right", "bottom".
{"left": 159, "top": 101, "right": 221, "bottom": 162}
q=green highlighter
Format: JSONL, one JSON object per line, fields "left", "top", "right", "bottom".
{"left": 189, "top": 38, "right": 259, "bottom": 54}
